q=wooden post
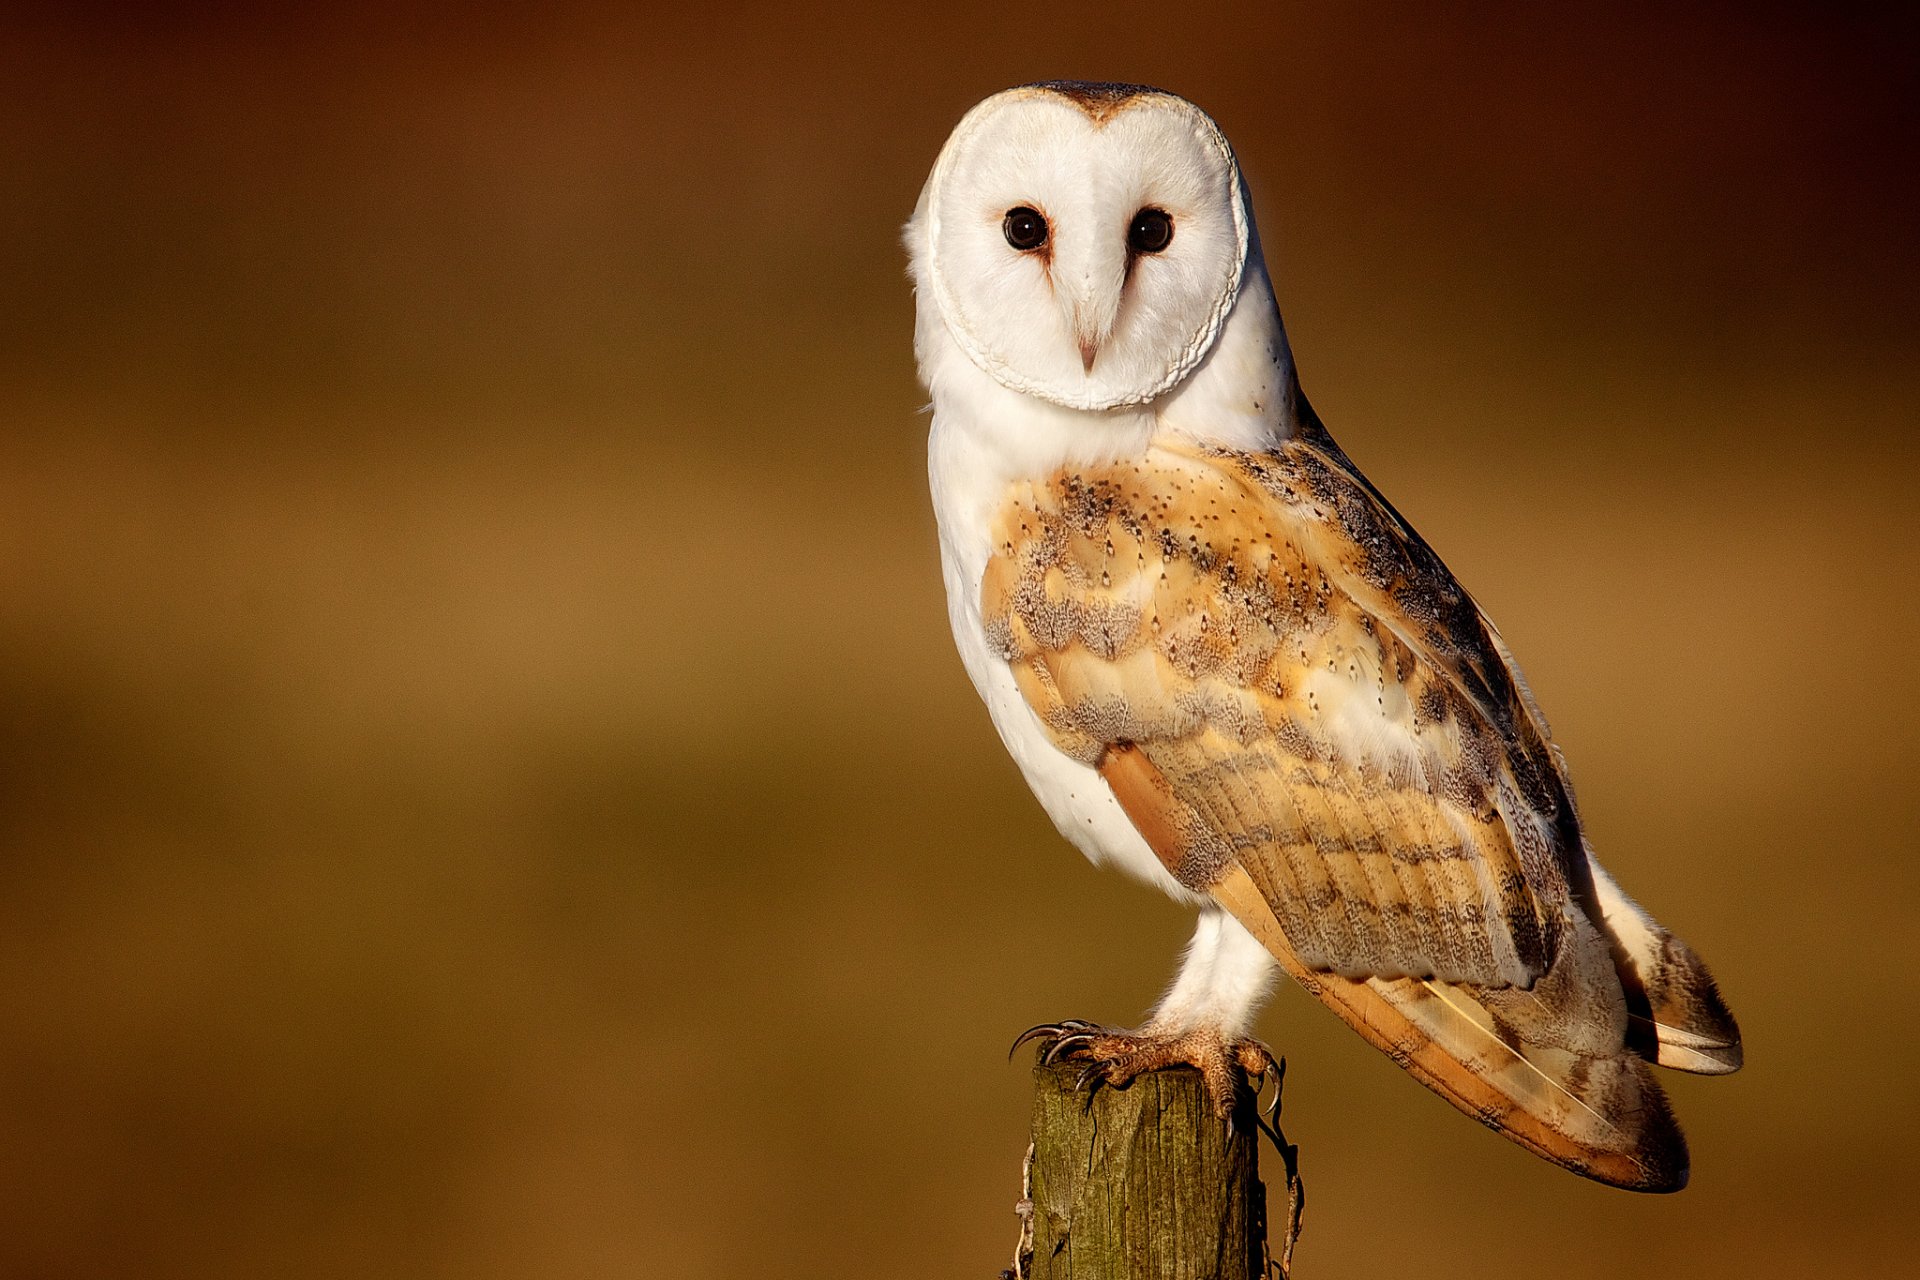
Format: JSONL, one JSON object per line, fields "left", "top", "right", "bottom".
{"left": 1007, "top": 1058, "right": 1303, "bottom": 1280}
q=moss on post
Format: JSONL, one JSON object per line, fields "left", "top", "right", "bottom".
{"left": 1016, "top": 1057, "right": 1296, "bottom": 1280}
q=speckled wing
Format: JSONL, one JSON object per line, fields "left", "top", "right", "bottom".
{"left": 982, "top": 419, "right": 1690, "bottom": 1190}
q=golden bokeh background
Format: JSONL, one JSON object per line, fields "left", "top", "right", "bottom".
{"left": 2, "top": 5, "right": 1914, "bottom": 1277}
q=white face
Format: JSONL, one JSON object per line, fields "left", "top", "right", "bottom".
{"left": 918, "top": 85, "right": 1249, "bottom": 412}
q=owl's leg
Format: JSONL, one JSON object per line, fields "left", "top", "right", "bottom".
{"left": 1145, "top": 906, "right": 1280, "bottom": 1041}
{"left": 1014, "top": 907, "right": 1280, "bottom": 1116}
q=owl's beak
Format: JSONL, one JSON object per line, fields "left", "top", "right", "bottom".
{"left": 1060, "top": 239, "right": 1125, "bottom": 378}
{"left": 1066, "top": 290, "right": 1118, "bottom": 376}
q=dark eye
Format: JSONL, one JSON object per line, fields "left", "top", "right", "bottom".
{"left": 1003, "top": 206, "right": 1049, "bottom": 252}
{"left": 1128, "top": 208, "right": 1174, "bottom": 255}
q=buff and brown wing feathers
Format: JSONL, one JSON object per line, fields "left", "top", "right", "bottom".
{"left": 980, "top": 433, "right": 1567, "bottom": 987}
{"left": 984, "top": 425, "right": 1726, "bottom": 1190}
{"left": 1207, "top": 863, "right": 1688, "bottom": 1191}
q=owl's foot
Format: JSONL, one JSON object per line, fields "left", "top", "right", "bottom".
{"left": 1011, "top": 1020, "right": 1275, "bottom": 1118}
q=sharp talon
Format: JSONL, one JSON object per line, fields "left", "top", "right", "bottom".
{"left": 1264, "top": 1057, "right": 1288, "bottom": 1116}
{"left": 1009, "top": 1024, "right": 1057, "bottom": 1059}
{"left": 1043, "top": 1033, "right": 1097, "bottom": 1064}
{"left": 1076, "top": 1066, "right": 1113, "bottom": 1112}
{"left": 1011, "top": 1020, "right": 1109, "bottom": 1062}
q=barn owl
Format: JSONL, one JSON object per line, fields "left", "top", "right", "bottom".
{"left": 907, "top": 82, "right": 1741, "bottom": 1193}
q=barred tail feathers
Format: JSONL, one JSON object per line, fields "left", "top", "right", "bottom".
{"left": 1586, "top": 856, "right": 1742, "bottom": 1075}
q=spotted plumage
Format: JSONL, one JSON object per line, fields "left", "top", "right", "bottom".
{"left": 981, "top": 413, "right": 1740, "bottom": 1189}
{"left": 985, "top": 418, "right": 1572, "bottom": 984}
{"left": 909, "top": 81, "right": 1739, "bottom": 1193}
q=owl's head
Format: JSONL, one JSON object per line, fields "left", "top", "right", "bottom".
{"left": 909, "top": 83, "right": 1252, "bottom": 413}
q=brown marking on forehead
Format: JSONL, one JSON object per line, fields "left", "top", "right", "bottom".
{"left": 1025, "top": 80, "right": 1166, "bottom": 124}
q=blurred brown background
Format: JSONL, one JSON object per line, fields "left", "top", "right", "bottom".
{"left": 1, "top": 4, "right": 1915, "bottom": 1277}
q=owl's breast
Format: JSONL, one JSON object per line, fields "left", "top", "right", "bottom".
{"left": 928, "top": 416, "right": 1198, "bottom": 901}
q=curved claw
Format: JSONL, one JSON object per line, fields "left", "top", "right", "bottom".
{"left": 1043, "top": 1032, "right": 1103, "bottom": 1065}
{"left": 1008, "top": 1020, "right": 1100, "bottom": 1061}
{"left": 1073, "top": 1059, "right": 1127, "bottom": 1111}
{"left": 1008, "top": 1024, "right": 1056, "bottom": 1060}
{"left": 1263, "top": 1056, "right": 1288, "bottom": 1117}
{"left": 1074, "top": 1060, "right": 1123, "bottom": 1093}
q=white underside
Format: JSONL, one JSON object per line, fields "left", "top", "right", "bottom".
{"left": 931, "top": 419, "right": 1280, "bottom": 1037}
{"left": 921, "top": 256, "right": 1295, "bottom": 1038}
